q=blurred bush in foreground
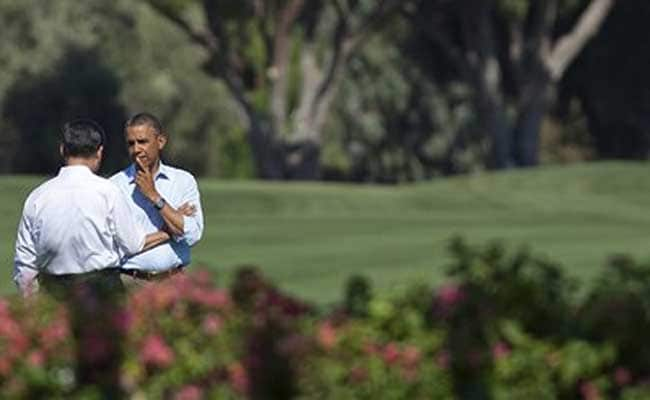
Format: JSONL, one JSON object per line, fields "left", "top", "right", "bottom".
{"left": 3, "top": 239, "right": 650, "bottom": 399}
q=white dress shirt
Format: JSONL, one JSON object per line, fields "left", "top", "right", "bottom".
{"left": 13, "top": 165, "right": 147, "bottom": 295}
{"left": 110, "top": 162, "right": 204, "bottom": 272}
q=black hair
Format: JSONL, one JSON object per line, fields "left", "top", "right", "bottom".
{"left": 61, "top": 118, "right": 105, "bottom": 158}
{"left": 124, "top": 112, "right": 164, "bottom": 135}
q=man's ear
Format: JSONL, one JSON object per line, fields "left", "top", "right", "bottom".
{"left": 59, "top": 144, "right": 65, "bottom": 159}
{"left": 97, "top": 145, "right": 104, "bottom": 160}
{"left": 157, "top": 133, "right": 168, "bottom": 151}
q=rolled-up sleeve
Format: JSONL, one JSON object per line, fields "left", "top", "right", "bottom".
{"left": 110, "top": 187, "right": 146, "bottom": 257}
{"left": 174, "top": 176, "right": 204, "bottom": 246}
{"left": 14, "top": 206, "right": 40, "bottom": 296}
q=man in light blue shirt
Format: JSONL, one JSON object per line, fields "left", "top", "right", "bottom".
{"left": 110, "top": 113, "right": 204, "bottom": 280}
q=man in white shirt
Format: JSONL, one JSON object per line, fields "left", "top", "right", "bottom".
{"left": 110, "top": 112, "right": 204, "bottom": 282}
{"left": 13, "top": 119, "right": 170, "bottom": 296}
{"left": 12, "top": 118, "right": 171, "bottom": 395}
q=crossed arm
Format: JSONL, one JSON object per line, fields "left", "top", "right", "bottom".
{"left": 131, "top": 202, "right": 196, "bottom": 255}
{"left": 134, "top": 158, "right": 202, "bottom": 244}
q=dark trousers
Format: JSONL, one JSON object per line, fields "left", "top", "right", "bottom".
{"left": 40, "top": 269, "right": 126, "bottom": 398}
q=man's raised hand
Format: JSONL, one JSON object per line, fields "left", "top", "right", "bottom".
{"left": 134, "top": 157, "right": 159, "bottom": 202}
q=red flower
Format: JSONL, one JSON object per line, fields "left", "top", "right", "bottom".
{"left": 363, "top": 341, "right": 380, "bottom": 355}
{"left": 492, "top": 341, "right": 511, "bottom": 360}
{"left": 0, "top": 357, "right": 12, "bottom": 377}
{"left": 382, "top": 342, "right": 401, "bottom": 365}
{"left": 437, "top": 284, "right": 465, "bottom": 309}
{"left": 140, "top": 335, "right": 175, "bottom": 368}
{"left": 40, "top": 316, "right": 69, "bottom": 350}
{"left": 173, "top": 384, "right": 203, "bottom": 400}
{"left": 579, "top": 381, "right": 601, "bottom": 400}
{"left": 436, "top": 350, "right": 450, "bottom": 370}
{"left": 201, "top": 314, "right": 223, "bottom": 335}
{"left": 228, "top": 362, "right": 249, "bottom": 394}
{"left": 27, "top": 350, "right": 45, "bottom": 368}
{"left": 401, "top": 345, "right": 421, "bottom": 368}
{"left": 349, "top": 366, "right": 368, "bottom": 383}
{"left": 614, "top": 367, "right": 632, "bottom": 386}
{"left": 317, "top": 321, "right": 337, "bottom": 350}
{"left": 0, "top": 299, "right": 9, "bottom": 316}
{"left": 190, "top": 288, "right": 231, "bottom": 309}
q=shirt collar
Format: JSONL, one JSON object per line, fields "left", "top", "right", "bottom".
{"left": 58, "top": 165, "right": 94, "bottom": 177}
{"left": 126, "top": 161, "right": 171, "bottom": 183}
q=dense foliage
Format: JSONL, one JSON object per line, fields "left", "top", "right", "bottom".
{"left": 1, "top": 1, "right": 649, "bottom": 180}
{"left": 3, "top": 239, "right": 650, "bottom": 398}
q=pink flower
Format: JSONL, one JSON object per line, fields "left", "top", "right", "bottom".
{"left": 0, "top": 317, "right": 29, "bottom": 358}
{"left": 0, "top": 357, "right": 12, "bottom": 377}
{"left": 436, "top": 350, "right": 450, "bottom": 369}
{"left": 228, "top": 362, "right": 249, "bottom": 394}
{"left": 436, "top": 284, "right": 465, "bottom": 308}
{"left": 492, "top": 341, "right": 511, "bottom": 360}
{"left": 317, "top": 321, "right": 337, "bottom": 350}
{"left": 0, "top": 299, "right": 9, "bottom": 316}
{"left": 140, "top": 335, "right": 175, "bottom": 368}
{"left": 40, "top": 318, "right": 69, "bottom": 349}
{"left": 400, "top": 366, "right": 419, "bottom": 382}
{"left": 348, "top": 366, "right": 368, "bottom": 383}
{"left": 190, "top": 288, "right": 231, "bottom": 309}
{"left": 173, "top": 385, "right": 203, "bottom": 400}
{"left": 278, "top": 334, "right": 311, "bottom": 357}
{"left": 382, "top": 342, "right": 401, "bottom": 365}
{"left": 201, "top": 314, "right": 223, "bottom": 335}
{"left": 579, "top": 381, "right": 601, "bottom": 400}
{"left": 191, "top": 269, "right": 213, "bottom": 286}
{"left": 363, "top": 341, "right": 380, "bottom": 355}
{"left": 401, "top": 345, "right": 421, "bottom": 368}
{"left": 614, "top": 367, "right": 632, "bottom": 386}
{"left": 27, "top": 350, "right": 45, "bottom": 368}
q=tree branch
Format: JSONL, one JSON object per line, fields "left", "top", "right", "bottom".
{"left": 546, "top": 0, "right": 615, "bottom": 80}
{"left": 309, "top": 0, "right": 402, "bottom": 124}
{"left": 146, "top": 1, "right": 219, "bottom": 52}
{"left": 270, "top": 0, "right": 305, "bottom": 133}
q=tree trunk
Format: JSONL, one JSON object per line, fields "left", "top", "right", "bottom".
{"left": 283, "top": 140, "right": 322, "bottom": 180}
{"left": 247, "top": 116, "right": 322, "bottom": 180}
{"left": 247, "top": 119, "right": 285, "bottom": 179}
{"left": 476, "top": 95, "right": 512, "bottom": 169}
{"left": 512, "top": 97, "right": 547, "bottom": 167}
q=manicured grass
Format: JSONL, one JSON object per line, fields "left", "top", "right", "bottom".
{"left": 2, "top": 161, "right": 650, "bottom": 304}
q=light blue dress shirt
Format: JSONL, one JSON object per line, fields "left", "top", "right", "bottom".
{"left": 110, "top": 162, "right": 204, "bottom": 272}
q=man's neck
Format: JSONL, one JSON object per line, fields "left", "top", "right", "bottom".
{"left": 148, "top": 160, "right": 161, "bottom": 175}
{"left": 66, "top": 157, "right": 96, "bottom": 171}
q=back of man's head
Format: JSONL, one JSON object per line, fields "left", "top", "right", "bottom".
{"left": 61, "top": 119, "right": 105, "bottom": 158}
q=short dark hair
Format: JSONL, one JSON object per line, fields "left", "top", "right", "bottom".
{"left": 124, "top": 112, "right": 164, "bottom": 135}
{"left": 61, "top": 119, "right": 105, "bottom": 158}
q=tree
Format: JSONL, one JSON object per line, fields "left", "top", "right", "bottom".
{"left": 329, "top": 31, "right": 479, "bottom": 182}
{"left": 563, "top": 0, "right": 650, "bottom": 160}
{"left": 0, "top": 0, "right": 246, "bottom": 177}
{"left": 0, "top": 0, "right": 129, "bottom": 174}
{"left": 405, "top": 0, "right": 615, "bottom": 168}
{"left": 145, "top": 0, "right": 401, "bottom": 179}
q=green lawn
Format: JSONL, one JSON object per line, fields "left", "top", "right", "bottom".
{"left": 2, "top": 161, "right": 650, "bottom": 304}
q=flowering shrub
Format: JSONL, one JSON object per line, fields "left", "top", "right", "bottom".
{"left": 0, "top": 296, "right": 73, "bottom": 399}
{"left": 2, "top": 239, "right": 650, "bottom": 398}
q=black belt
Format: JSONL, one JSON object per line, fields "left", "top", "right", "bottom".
{"left": 120, "top": 267, "right": 184, "bottom": 281}
{"left": 41, "top": 268, "right": 122, "bottom": 282}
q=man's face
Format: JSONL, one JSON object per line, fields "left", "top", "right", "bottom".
{"left": 125, "top": 124, "right": 166, "bottom": 171}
